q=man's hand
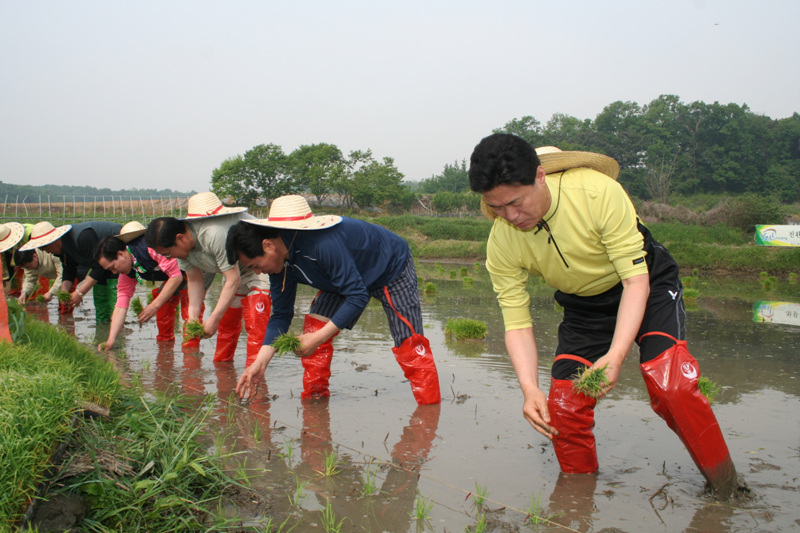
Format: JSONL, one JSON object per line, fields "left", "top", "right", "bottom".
{"left": 522, "top": 387, "right": 559, "bottom": 439}
{"left": 236, "top": 355, "right": 268, "bottom": 400}
{"left": 589, "top": 353, "right": 624, "bottom": 398}
{"left": 138, "top": 303, "right": 159, "bottom": 323}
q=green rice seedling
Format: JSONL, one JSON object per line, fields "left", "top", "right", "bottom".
{"left": 683, "top": 288, "right": 699, "bottom": 306}
{"left": 692, "top": 268, "right": 699, "bottom": 278}
{"left": 317, "top": 449, "right": 341, "bottom": 477}
{"left": 142, "top": 359, "right": 151, "bottom": 372}
{"left": 288, "top": 473, "right": 309, "bottom": 507}
{"left": 272, "top": 332, "right": 302, "bottom": 356}
{"left": 417, "top": 275, "right": 424, "bottom": 285}
{"left": 435, "top": 262, "right": 442, "bottom": 269}
{"left": 57, "top": 290, "right": 71, "bottom": 303}
{"left": 360, "top": 461, "right": 379, "bottom": 496}
{"left": 35, "top": 294, "right": 46, "bottom": 303}
{"left": 466, "top": 513, "right": 487, "bottom": 533}
{"left": 760, "top": 275, "right": 778, "bottom": 291}
{"left": 460, "top": 266, "right": 469, "bottom": 276}
{"left": 471, "top": 481, "right": 489, "bottom": 508}
{"left": 424, "top": 282, "right": 436, "bottom": 294}
{"left": 759, "top": 271, "right": 769, "bottom": 281}
{"left": 681, "top": 276, "right": 695, "bottom": 289}
{"left": 280, "top": 437, "right": 297, "bottom": 466}
{"left": 130, "top": 296, "right": 144, "bottom": 315}
{"left": 262, "top": 516, "right": 296, "bottom": 533}
{"left": 321, "top": 499, "right": 348, "bottom": 533}
{"left": 6, "top": 299, "right": 27, "bottom": 342}
{"left": 445, "top": 318, "right": 487, "bottom": 340}
{"left": 410, "top": 492, "right": 434, "bottom": 522}
{"left": 250, "top": 417, "right": 265, "bottom": 444}
{"left": 474, "top": 261, "right": 482, "bottom": 272}
{"left": 449, "top": 269, "right": 457, "bottom": 279}
{"left": 463, "top": 276, "right": 474, "bottom": 286}
{"left": 698, "top": 376, "right": 721, "bottom": 403}
{"left": 524, "top": 491, "right": 556, "bottom": 525}
{"left": 572, "top": 365, "right": 609, "bottom": 399}
{"left": 183, "top": 319, "right": 205, "bottom": 341}
{"left": 236, "top": 456, "right": 252, "bottom": 487}
{"left": 436, "top": 266, "right": 445, "bottom": 276}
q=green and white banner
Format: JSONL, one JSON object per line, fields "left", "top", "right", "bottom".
{"left": 754, "top": 225, "right": 800, "bottom": 246}
{"left": 753, "top": 301, "right": 800, "bottom": 326}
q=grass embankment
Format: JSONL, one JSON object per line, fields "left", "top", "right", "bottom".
{"left": 368, "top": 215, "right": 800, "bottom": 274}
{"left": 1, "top": 309, "right": 267, "bottom": 531}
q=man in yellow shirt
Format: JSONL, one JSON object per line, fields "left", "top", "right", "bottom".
{"left": 468, "top": 133, "right": 738, "bottom": 498}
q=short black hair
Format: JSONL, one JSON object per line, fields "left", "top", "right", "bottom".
{"left": 95, "top": 235, "right": 127, "bottom": 263}
{"left": 468, "top": 133, "right": 541, "bottom": 192}
{"left": 145, "top": 217, "right": 187, "bottom": 248}
{"left": 225, "top": 221, "right": 281, "bottom": 265}
{"left": 13, "top": 248, "right": 35, "bottom": 267}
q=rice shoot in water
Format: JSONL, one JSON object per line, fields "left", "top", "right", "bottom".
{"left": 130, "top": 296, "right": 144, "bottom": 315}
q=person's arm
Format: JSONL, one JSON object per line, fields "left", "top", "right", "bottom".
{"left": 204, "top": 267, "right": 240, "bottom": 336}
{"left": 184, "top": 267, "right": 206, "bottom": 321}
{"left": 505, "top": 326, "right": 557, "bottom": 439}
{"left": 19, "top": 266, "right": 38, "bottom": 302}
{"left": 100, "top": 306, "right": 129, "bottom": 351}
{"left": 236, "top": 344, "right": 278, "bottom": 400}
{"left": 591, "top": 273, "right": 650, "bottom": 395}
{"left": 70, "top": 276, "right": 98, "bottom": 306}
{"left": 45, "top": 253, "right": 63, "bottom": 301}
{"left": 139, "top": 276, "right": 182, "bottom": 323}
{"left": 295, "top": 317, "right": 341, "bottom": 357}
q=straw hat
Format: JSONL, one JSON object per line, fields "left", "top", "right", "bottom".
{"left": 247, "top": 195, "right": 342, "bottom": 230}
{"left": 18, "top": 221, "right": 72, "bottom": 251}
{"left": 115, "top": 221, "right": 147, "bottom": 243}
{"left": 0, "top": 222, "right": 25, "bottom": 253}
{"left": 536, "top": 146, "right": 619, "bottom": 180}
{"left": 182, "top": 192, "right": 247, "bottom": 220}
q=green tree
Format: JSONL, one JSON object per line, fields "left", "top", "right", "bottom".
{"left": 350, "top": 157, "right": 410, "bottom": 210}
{"left": 242, "top": 143, "right": 294, "bottom": 204}
{"left": 287, "top": 143, "right": 345, "bottom": 206}
{"left": 421, "top": 160, "right": 469, "bottom": 193}
{"left": 495, "top": 115, "right": 545, "bottom": 147}
{"left": 211, "top": 155, "right": 251, "bottom": 205}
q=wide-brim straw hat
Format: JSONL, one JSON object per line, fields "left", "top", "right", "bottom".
{"left": 0, "top": 222, "right": 25, "bottom": 253}
{"left": 18, "top": 221, "right": 72, "bottom": 251}
{"left": 246, "top": 195, "right": 342, "bottom": 230}
{"left": 181, "top": 192, "right": 248, "bottom": 220}
{"left": 115, "top": 221, "right": 147, "bottom": 243}
{"left": 536, "top": 146, "right": 619, "bottom": 180}
{"left": 480, "top": 146, "right": 621, "bottom": 220}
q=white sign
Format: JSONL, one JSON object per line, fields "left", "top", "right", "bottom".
{"left": 753, "top": 301, "right": 800, "bottom": 326}
{"left": 755, "top": 225, "right": 800, "bottom": 246}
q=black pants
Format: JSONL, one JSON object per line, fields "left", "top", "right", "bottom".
{"left": 551, "top": 223, "right": 686, "bottom": 380}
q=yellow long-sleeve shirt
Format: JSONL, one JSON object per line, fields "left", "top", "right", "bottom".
{"left": 486, "top": 167, "right": 649, "bottom": 331}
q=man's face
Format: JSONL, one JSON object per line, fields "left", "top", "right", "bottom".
{"left": 152, "top": 233, "right": 193, "bottom": 260}
{"left": 42, "top": 239, "right": 62, "bottom": 255}
{"left": 21, "top": 253, "right": 39, "bottom": 270}
{"left": 98, "top": 251, "right": 133, "bottom": 275}
{"left": 482, "top": 166, "right": 550, "bottom": 231}
{"left": 237, "top": 239, "right": 285, "bottom": 275}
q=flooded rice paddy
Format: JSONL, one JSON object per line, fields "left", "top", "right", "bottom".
{"left": 30, "top": 264, "right": 800, "bottom": 532}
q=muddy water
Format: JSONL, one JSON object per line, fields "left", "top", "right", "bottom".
{"left": 33, "top": 266, "right": 800, "bottom": 532}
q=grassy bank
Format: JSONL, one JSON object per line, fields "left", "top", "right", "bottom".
{"left": 367, "top": 215, "right": 800, "bottom": 274}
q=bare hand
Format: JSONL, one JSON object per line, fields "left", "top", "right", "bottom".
{"left": 42, "top": 292, "right": 54, "bottom": 303}
{"left": 295, "top": 331, "right": 322, "bottom": 357}
{"left": 236, "top": 359, "right": 267, "bottom": 400}
{"left": 589, "top": 353, "right": 624, "bottom": 398}
{"left": 522, "top": 387, "right": 559, "bottom": 439}
{"left": 138, "top": 303, "right": 158, "bottom": 324}
{"left": 69, "top": 292, "right": 84, "bottom": 306}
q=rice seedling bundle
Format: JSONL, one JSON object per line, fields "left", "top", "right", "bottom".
{"left": 698, "top": 376, "right": 721, "bottom": 403}
{"left": 272, "top": 332, "right": 301, "bottom": 356}
{"left": 183, "top": 319, "right": 205, "bottom": 341}
{"left": 57, "top": 291, "right": 71, "bottom": 304}
{"left": 572, "top": 365, "right": 609, "bottom": 399}
{"left": 445, "top": 318, "right": 487, "bottom": 340}
{"left": 130, "top": 296, "right": 143, "bottom": 315}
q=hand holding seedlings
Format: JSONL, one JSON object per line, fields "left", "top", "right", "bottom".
{"left": 271, "top": 332, "right": 302, "bottom": 356}
{"left": 572, "top": 365, "right": 610, "bottom": 399}
{"left": 183, "top": 319, "right": 206, "bottom": 342}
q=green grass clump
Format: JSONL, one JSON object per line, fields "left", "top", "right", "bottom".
{"left": 463, "top": 276, "right": 474, "bottom": 286}
{"left": 183, "top": 319, "right": 205, "bottom": 341}
{"left": 445, "top": 318, "right": 487, "bottom": 340}
{"left": 698, "top": 376, "right": 721, "bottom": 403}
{"left": 572, "top": 365, "right": 609, "bottom": 399}
{"left": 130, "top": 296, "right": 144, "bottom": 315}
{"left": 449, "top": 269, "right": 457, "bottom": 279}
{"left": 683, "top": 287, "right": 699, "bottom": 305}
{"left": 57, "top": 290, "right": 71, "bottom": 303}
{"left": 272, "top": 332, "right": 301, "bottom": 355}
{"left": 423, "top": 282, "right": 436, "bottom": 294}
{"left": 35, "top": 294, "right": 46, "bottom": 303}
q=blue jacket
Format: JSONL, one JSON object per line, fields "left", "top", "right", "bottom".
{"left": 264, "top": 217, "right": 410, "bottom": 345}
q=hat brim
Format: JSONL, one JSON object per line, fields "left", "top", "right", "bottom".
{"left": 0, "top": 222, "right": 26, "bottom": 253}
{"left": 539, "top": 151, "right": 619, "bottom": 180}
{"left": 244, "top": 215, "right": 343, "bottom": 231}
{"left": 18, "top": 225, "right": 72, "bottom": 251}
{"left": 116, "top": 229, "right": 146, "bottom": 243}
{"left": 181, "top": 206, "right": 248, "bottom": 221}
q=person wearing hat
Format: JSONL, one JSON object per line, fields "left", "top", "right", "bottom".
{"left": 0, "top": 222, "right": 30, "bottom": 297}
{"left": 468, "top": 133, "right": 737, "bottom": 497}
{"left": 12, "top": 247, "right": 64, "bottom": 304}
{"left": 95, "top": 221, "right": 187, "bottom": 350}
{"left": 145, "top": 192, "right": 271, "bottom": 364}
{"left": 227, "top": 194, "right": 441, "bottom": 405}
{"left": 19, "top": 220, "right": 122, "bottom": 323}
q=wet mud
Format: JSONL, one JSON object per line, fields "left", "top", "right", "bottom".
{"left": 28, "top": 267, "right": 800, "bottom": 532}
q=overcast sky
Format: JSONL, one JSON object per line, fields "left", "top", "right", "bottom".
{"left": 1, "top": 0, "right": 798, "bottom": 194}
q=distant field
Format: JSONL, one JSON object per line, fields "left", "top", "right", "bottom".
{"left": 0, "top": 196, "right": 190, "bottom": 223}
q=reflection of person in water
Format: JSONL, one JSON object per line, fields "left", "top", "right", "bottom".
{"left": 468, "top": 134, "right": 738, "bottom": 498}
{"left": 227, "top": 195, "right": 440, "bottom": 405}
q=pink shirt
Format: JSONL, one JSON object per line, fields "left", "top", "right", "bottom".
{"left": 116, "top": 248, "right": 182, "bottom": 309}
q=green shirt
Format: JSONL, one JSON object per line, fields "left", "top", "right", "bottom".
{"left": 486, "top": 167, "right": 648, "bottom": 331}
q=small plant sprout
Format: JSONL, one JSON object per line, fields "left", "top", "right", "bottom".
{"left": 280, "top": 437, "right": 297, "bottom": 466}
{"left": 572, "top": 365, "right": 609, "bottom": 399}
{"left": 317, "top": 449, "right": 341, "bottom": 477}
{"left": 449, "top": 269, "right": 457, "bottom": 279}
{"left": 250, "top": 417, "right": 264, "bottom": 443}
{"left": 698, "top": 376, "right": 721, "bottom": 403}
{"left": 288, "top": 473, "right": 309, "bottom": 508}
{"left": 524, "top": 491, "right": 555, "bottom": 525}
{"left": 320, "top": 499, "right": 348, "bottom": 533}
{"left": 474, "top": 261, "right": 482, "bottom": 272}
{"left": 683, "top": 288, "right": 700, "bottom": 306}
{"left": 183, "top": 319, "right": 205, "bottom": 341}
{"left": 462, "top": 276, "right": 474, "bottom": 286}
{"left": 410, "top": 492, "right": 434, "bottom": 522}
{"left": 272, "top": 332, "right": 302, "bottom": 356}
{"left": 471, "top": 481, "right": 488, "bottom": 508}
{"left": 445, "top": 318, "right": 487, "bottom": 340}
{"left": 467, "top": 513, "right": 487, "bottom": 533}
{"left": 130, "top": 296, "right": 144, "bottom": 315}
{"left": 360, "top": 461, "right": 379, "bottom": 496}
{"left": 424, "top": 282, "right": 436, "bottom": 295}
{"left": 236, "top": 457, "right": 252, "bottom": 487}
{"left": 141, "top": 359, "right": 151, "bottom": 372}
{"left": 460, "top": 266, "right": 469, "bottom": 277}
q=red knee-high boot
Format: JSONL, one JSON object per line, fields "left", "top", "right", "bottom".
{"left": 548, "top": 379, "right": 599, "bottom": 474}
{"left": 213, "top": 306, "right": 243, "bottom": 362}
{"left": 392, "top": 334, "right": 441, "bottom": 405}
{"left": 155, "top": 288, "right": 180, "bottom": 342}
{"left": 640, "top": 333, "right": 738, "bottom": 496}
{"left": 301, "top": 315, "right": 338, "bottom": 400}
{"left": 241, "top": 288, "right": 271, "bottom": 367}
